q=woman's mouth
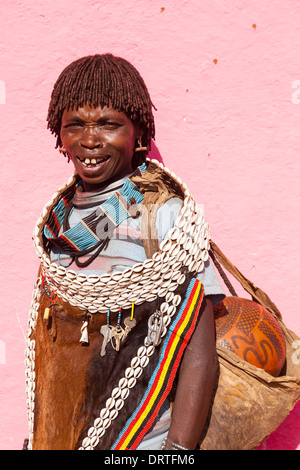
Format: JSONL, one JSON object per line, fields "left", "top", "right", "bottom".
{"left": 77, "top": 155, "right": 110, "bottom": 168}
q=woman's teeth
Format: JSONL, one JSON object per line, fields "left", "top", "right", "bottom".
{"left": 81, "top": 157, "right": 108, "bottom": 167}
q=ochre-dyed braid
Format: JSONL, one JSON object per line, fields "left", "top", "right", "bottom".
{"left": 47, "top": 54, "right": 156, "bottom": 164}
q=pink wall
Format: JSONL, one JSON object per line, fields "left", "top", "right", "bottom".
{"left": 0, "top": 0, "right": 299, "bottom": 450}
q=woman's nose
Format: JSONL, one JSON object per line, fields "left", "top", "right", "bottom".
{"left": 80, "top": 126, "right": 103, "bottom": 149}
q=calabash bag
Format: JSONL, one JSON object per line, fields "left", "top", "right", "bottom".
{"left": 198, "top": 241, "right": 300, "bottom": 450}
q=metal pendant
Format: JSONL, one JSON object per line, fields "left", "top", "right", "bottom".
{"left": 111, "top": 326, "right": 125, "bottom": 352}
{"left": 147, "top": 310, "right": 164, "bottom": 347}
{"left": 100, "top": 325, "right": 113, "bottom": 356}
{"left": 123, "top": 316, "right": 137, "bottom": 342}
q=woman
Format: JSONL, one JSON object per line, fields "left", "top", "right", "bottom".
{"left": 24, "top": 54, "right": 224, "bottom": 450}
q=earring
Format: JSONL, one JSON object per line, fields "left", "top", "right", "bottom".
{"left": 59, "top": 146, "right": 71, "bottom": 162}
{"left": 134, "top": 137, "right": 148, "bottom": 153}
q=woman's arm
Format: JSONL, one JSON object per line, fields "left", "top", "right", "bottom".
{"left": 163, "top": 296, "right": 218, "bottom": 450}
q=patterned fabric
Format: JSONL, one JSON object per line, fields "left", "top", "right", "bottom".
{"left": 44, "top": 163, "right": 147, "bottom": 255}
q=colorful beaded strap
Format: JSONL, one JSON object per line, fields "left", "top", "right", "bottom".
{"left": 111, "top": 278, "right": 204, "bottom": 450}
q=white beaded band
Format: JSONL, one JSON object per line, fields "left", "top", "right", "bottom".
{"left": 33, "top": 160, "right": 210, "bottom": 313}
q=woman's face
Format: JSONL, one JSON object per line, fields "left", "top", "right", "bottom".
{"left": 60, "top": 104, "right": 139, "bottom": 191}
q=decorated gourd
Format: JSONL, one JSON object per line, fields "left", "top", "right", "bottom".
{"left": 214, "top": 297, "right": 286, "bottom": 377}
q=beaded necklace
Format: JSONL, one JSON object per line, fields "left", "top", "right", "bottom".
{"left": 43, "top": 163, "right": 147, "bottom": 267}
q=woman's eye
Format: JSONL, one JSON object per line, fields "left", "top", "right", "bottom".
{"left": 64, "top": 122, "right": 83, "bottom": 129}
{"left": 103, "top": 122, "right": 120, "bottom": 129}
{"left": 63, "top": 121, "right": 121, "bottom": 130}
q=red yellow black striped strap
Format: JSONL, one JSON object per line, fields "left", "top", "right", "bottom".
{"left": 111, "top": 278, "right": 204, "bottom": 450}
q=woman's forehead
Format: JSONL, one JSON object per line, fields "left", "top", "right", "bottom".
{"left": 62, "top": 104, "right": 131, "bottom": 122}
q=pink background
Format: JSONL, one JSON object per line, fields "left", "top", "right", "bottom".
{"left": 0, "top": 1, "right": 300, "bottom": 450}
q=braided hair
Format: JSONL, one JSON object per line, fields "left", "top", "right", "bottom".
{"left": 47, "top": 54, "right": 156, "bottom": 169}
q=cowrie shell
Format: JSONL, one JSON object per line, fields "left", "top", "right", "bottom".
{"left": 121, "top": 388, "right": 130, "bottom": 400}
{"left": 132, "top": 263, "right": 144, "bottom": 273}
{"left": 195, "top": 213, "right": 203, "bottom": 226}
{"left": 82, "top": 437, "right": 90, "bottom": 448}
{"left": 106, "top": 397, "right": 115, "bottom": 410}
{"left": 160, "top": 263, "right": 170, "bottom": 274}
{"left": 100, "top": 408, "right": 110, "bottom": 419}
{"left": 90, "top": 436, "right": 99, "bottom": 447}
{"left": 143, "top": 259, "right": 155, "bottom": 269}
{"left": 56, "top": 266, "right": 67, "bottom": 276}
{"left": 178, "top": 273, "right": 186, "bottom": 285}
{"left": 158, "top": 287, "right": 168, "bottom": 297}
{"left": 99, "top": 274, "right": 112, "bottom": 283}
{"left": 189, "top": 260, "right": 198, "bottom": 272}
{"left": 161, "top": 278, "right": 172, "bottom": 288}
{"left": 134, "top": 367, "right": 143, "bottom": 379}
{"left": 161, "top": 326, "right": 167, "bottom": 338}
{"left": 172, "top": 294, "right": 182, "bottom": 306}
{"left": 171, "top": 270, "right": 181, "bottom": 281}
{"left": 169, "top": 243, "right": 180, "bottom": 257}
{"left": 189, "top": 243, "right": 198, "bottom": 256}
{"left": 128, "top": 377, "right": 137, "bottom": 389}
{"left": 103, "top": 417, "right": 111, "bottom": 429}
{"left": 123, "top": 268, "right": 133, "bottom": 278}
{"left": 65, "top": 270, "right": 77, "bottom": 280}
{"left": 196, "top": 260, "right": 204, "bottom": 272}
{"left": 175, "top": 214, "right": 186, "bottom": 229}
{"left": 137, "top": 346, "right": 147, "bottom": 357}
{"left": 184, "top": 254, "right": 193, "bottom": 267}
{"left": 177, "top": 231, "right": 187, "bottom": 245}
{"left": 87, "top": 274, "right": 100, "bottom": 284}
{"left": 88, "top": 427, "right": 97, "bottom": 438}
{"left": 160, "top": 238, "right": 172, "bottom": 252}
{"left": 184, "top": 237, "right": 193, "bottom": 251}
{"left": 111, "top": 271, "right": 123, "bottom": 281}
{"left": 184, "top": 221, "right": 192, "bottom": 233}
{"left": 146, "top": 293, "right": 157, "bottom": 302}
{"left": 153, "top": 251, "right": 163, "bottom": 262}
{"left": 112, "top": 387, "right": 121, "bottom": 399}
{"left": 110, "top": 409, "right": 118, "bottom": 421}
{"left": 167, "top": 305, "right": 177, "bottom": 317}
{"left": 146, "top": 345, "right": 155, "bottom": 356}
{"left": 125, "top": 367, "right": 135, "bottom": 379}
{"left": 115, "top": 399, "right": 125, "bottom": 411}
{"left": 130, "top": 272, "right": 143, "bottom": 282}
{"left": 169, "top": 226, "right": 180, "bottom": 241}
{"left": 87, "top": 306, "right": 98, "bottom": 314}
{"left": 165, "top": 292, "right": 174, "bottom": 303}
{"left": 140, "top": 355, "right": 149, "bottom": 368}
{"left": 150, "top": 272, "right": 161, "bottom": 281}
{"left": 160, "top": 302, "right": 169, "bottom": 313}
{"left": 97, "top": 428, "right": 105, "bottom": 438}
{"left": 49, "top": 264, "right": 57, "bottom": 274}
{"left": 131, "top": 356, "right": 140, "bottom": 369}
{"left": 153, "top": 261, "right": 163, "bottom": 272}
{"left": 94, "top": 418, "right": 103, "bottom": 428}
